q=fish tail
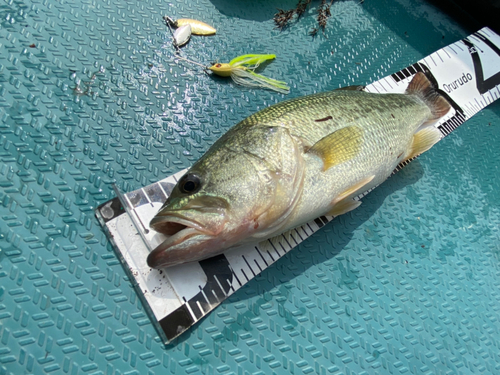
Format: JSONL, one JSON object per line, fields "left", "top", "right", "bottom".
{"left": 406, "top": 72, "right": 451, "bottom": 119}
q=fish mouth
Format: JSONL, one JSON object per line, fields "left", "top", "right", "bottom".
{"left": 150, "top": 214, "right": 211, "bottom": 236}
{"left": 147, "top": 215, "right": 216, "bottom": 269}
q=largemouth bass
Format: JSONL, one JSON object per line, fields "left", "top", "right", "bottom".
{"left": 148, "top": 72, "right": 451, "bottom": 269}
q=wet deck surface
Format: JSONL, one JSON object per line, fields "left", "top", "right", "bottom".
{"left": 0, "top": 0, "right": 499, "bottom": 374}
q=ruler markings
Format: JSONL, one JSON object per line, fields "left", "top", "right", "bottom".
{"left": 242, "top": 255, "right": 257, "bottom": 277}
{"left": 294, "top": 227, "right": 306, "bottom": 242}
{"left": 476, "top": 96, "right": 487, "bottom": 110}
{"left": 478, "top": 95, "right": 489, "bottom": 109}
{"left": 279, "top": 239, "right": 290, "bottom": 253}
{"left": 156, "top": 182, "right": 170, "bottom": 201}
{"left": 240, "top": 268, "right": 250, "bottom": 282}
{"left": 122, "top": 191, "right": 151, "bottom": 236}
{"left": 285, "top": 232, "right": 297, "bottom": 248}
{"left": 210, "top": 289, "right": 221, "bottom": 302}
{"left": 274, "top": 237, "right": 288, "bottom": 253}
{"left": 100, "top": 28, "right": 500, "bottom": 344}
{"left": 213, "top": 275, "right": 228, "bottom": 298}
{"left": 266, "top": 248, "right": 276, "bottom": 262}
{"left": 431, "top": 54, "right": 439, "bottom": 65}
{"left": 447, "top": 45, "right": 458, "bottom": 55}
{"left": 182, "top": 298, "right": 198, "bottom": 320}
{"left": 306, "top": 223, "right": 316, "bottom": 234}
{"left": 479, "top": 29, "right": 491, "bottom": 38}
{"left": 435, "top": 51, "right": 444, "bottom": 63}
{"left": 189, "top": 299, "right": 204, "bottom": 319}
{"left": 227, "top": 277, "right": 236, "bottom": 293}
{"left": 455, "top": 41, "right": 465, "bottom": 52}
{"left": 474, "top": 31, "right": 487, "bottom": 42}
{"left": 253, "top": 258, "right": 264, "bottom": 273}
{"left": 196, "top": 300, "right": 205, "bottom": 315}
{"left": 301, "top": 224, "right": 313, "bottom": 237}
{"left": 271, "top": 240, "right": 283, "bottom": 257}
{"left": 472, "top": 99, "right": 483, "bottom": 112}
{"left": 393, "top": 71, "right": 404, "bottom": 81}
{"left": 198, "top": 286, "right": 213, "bottom": 306}
{"left": 187, "top": 301, "right": 202, "bottom": 319}
{"left": 421, "top": 57, "right": 431, "bottom": 68}
{"left": 255, "top": 247, "right": 270, "bottom": 267}
{"left": 370, "top": 83, "right": 381, "bottom": 93}
{"left": 383, "top": 77, "right": 393, "bottom": 90}
{"left": 231, "top": 269, "right": 243, "bottom": 287}
{"left": 495, "top": 86, "right": 500, "bottom": 98}
{"left": 470, "top": 34, "right": 486, "bottom": 51}
{"left": 141, "top": 187, "right": 155, "bottom": 208}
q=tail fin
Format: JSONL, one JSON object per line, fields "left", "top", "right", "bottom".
{"left": 406, "top": 72, "right": 451, "bottom": 119}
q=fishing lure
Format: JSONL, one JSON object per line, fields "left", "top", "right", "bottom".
{"left": 173, "top": 24, "right": 192, "bottom": 47}
{"left": 208, "top": 54, "right": 290, "bottom": 94}
{"left": 164, "top": 16, "right": 216, "bottom": 36}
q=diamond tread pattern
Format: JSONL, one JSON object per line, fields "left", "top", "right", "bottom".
{"left": 0, "top": 0, "right": 500, "bottom": 375}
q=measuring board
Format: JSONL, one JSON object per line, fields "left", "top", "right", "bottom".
{"left": 96, "top": 27, "right": 500, "bottom": 344}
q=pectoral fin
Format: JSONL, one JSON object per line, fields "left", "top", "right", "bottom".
{"left": 308, "top": 126, "right": 363, "bottom": 171}
{"left": 404, "top": 126, "right": 442, "bottom": 162}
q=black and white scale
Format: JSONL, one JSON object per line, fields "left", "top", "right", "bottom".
{"left": 96, "top": 27, "right": 500, "bottom": 344}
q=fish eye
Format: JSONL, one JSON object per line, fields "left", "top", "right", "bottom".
{"left": 179, "top": 173, "right": 201, "bottom": 194}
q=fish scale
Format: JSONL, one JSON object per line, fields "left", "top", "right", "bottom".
{"left": 240, "top": 90, "right": 429, "bottom": 145}
{"left": 149, "top": 73, "right": 448, "bottom": 269}
{"left": 254, "top": 89, "right": 433, "bottom": 232}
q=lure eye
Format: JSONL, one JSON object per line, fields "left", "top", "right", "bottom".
{"left": 215, "top": 63, "right": 222, "bottom": 68}
{"left": 179, "top": 173, "right": 202, "bottom": 194}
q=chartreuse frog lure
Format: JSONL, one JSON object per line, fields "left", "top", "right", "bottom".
{"left": 208, "top": 54, "right": 290, "bottom": 94}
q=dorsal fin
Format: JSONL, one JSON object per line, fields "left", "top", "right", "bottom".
{"left": 335, "top": 85, "right": 365, "bottom": 91}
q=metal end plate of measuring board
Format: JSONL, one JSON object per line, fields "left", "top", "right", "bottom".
{"left": 96, "top": 27, "right": 500, "bottom": 344}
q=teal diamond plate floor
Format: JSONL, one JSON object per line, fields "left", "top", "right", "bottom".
{"left": 0, "top": 0, "right": 499, "bottom": 375}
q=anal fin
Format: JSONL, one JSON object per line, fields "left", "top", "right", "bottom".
{"left": 404, "top": 126, "right": 441, "bottom": 162}
{"left": 328, "top": 199, "right": 361, "bottom": 217}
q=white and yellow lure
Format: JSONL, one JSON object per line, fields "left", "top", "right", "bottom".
{"left": 164, "top": 16, "right": 216, "bottom": 36}
{"left": 208, "top": 54, "right": 290, "bottom": 94}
